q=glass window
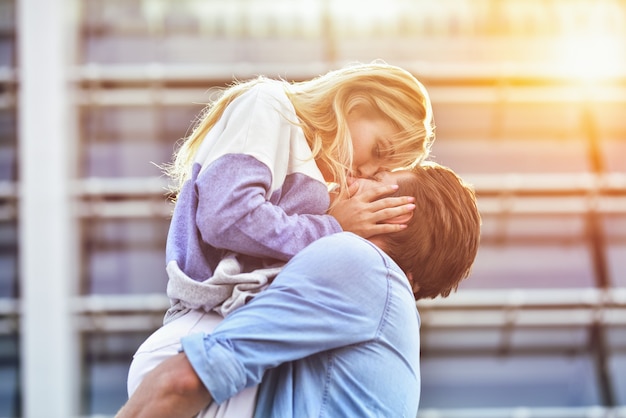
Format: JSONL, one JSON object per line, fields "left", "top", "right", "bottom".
{"left": 431, "top": 137, "right": 591, "bottom": 174}
{"left": 81, "top": 106, "right": 199, "bottom": 178}
{"left": 0, "top": 110, "right": 16, "bottom": 182}
{"left": 0, "top": 0, "right": 15, "bottom": 68}
{"left": 608, "top": 244, "right": 626, "bottom": 288}
{"left": 83, "top": 35, "right": 159, "bottom": 64}
{"left": 608, "top": 353, "right": 626, "bottom": 405}
{"left": 480, "top": 213, "right": 587, "bottom": 241}
{"left": 604, "top": 214, "right": 626, "bottom": 288}
{"left": 0, "top": 221, "right": 17, "bottom": 298}
{"left": 510, "top": 327, "right": 590, "bottom": 350}
{"left": 80, "top": 0, "right": 326, "bottom": 65}
{"left": 498, "top": 101, "right": 583, "bottom": 140}
{"left": 420, "top": 322, "right": 591, "bottom": 353}
{"left": 462, "top": 243, "right": 595, "bottom": 289}
{"left": 0, "top": 335, "right": 19, "bottom": 417}
{"left": 420, "top": 354, "right": 602, "bottom": 408}
{"left": 82, "top": 218, "right": 169, "bottom": 295}
{"left": 594, "top": 101, "right": 626, "bottom": 143}
{"left": 421, "top": 328, "right": 504, "bottom": 352}
{"left": 430, "top": 102, "right": 496, "bottom": 141}
{"left": 606, "top": 327, "right": 626, "bottom": 353}
{"left": 82, "top": 332, "right": 152, "bottom": 416}
{"left": 601, "top": 138, "right": 626, "bottom": 173}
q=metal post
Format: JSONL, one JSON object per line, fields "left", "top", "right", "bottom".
{"left": 17, "top": 0, "right": 79, "bottom": 416}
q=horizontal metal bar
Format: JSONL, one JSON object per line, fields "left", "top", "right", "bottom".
{"left": 73, "top": 200, "right": 173, "bottom": 219}
{"left": 69, "top": 289, "right": 626, "bottom": 331}
{"left": 72, "top": 84, "right": 626, "bottom": 106}
{"left": 74, "top": 87, "right": 213, "bottom": 107}
{"left": 76, "top": 406, "right": 626, "bottom": 418}
{"left": 419, "top": 308, "right": 626, "bottom": 328}
{"left": 1, "top": 289, "right": 626, "bottom": 333}
{"left": 4, "top": 60, "right": 625, "bottom": 87}
{"left": 2, "top": 175, "right": 626, "bottom": 220}
{"left": 64, "top": 289, "right": 626, "bottom": 314}
{"left": 75, "top": 314, "right": 165, "bottom": 333}
{"left": 71, "top": 306, "right": 626, "bottom": 332}
{"left": 418, "top": 288, "right": 626, "bottom": 309}
{"left": 2, "top": 174, "right": 625, "bottom": 200}
{"left": 71, "top": 62, "right": 626, "bottom": 86}
{"left": 71, "top": 294, "right": 170, "bottom": 313}
{"left": 71, "top": 177, "right": 173, "bottom": 196}
{"left": 4, "top": 64, "right": 626, "bottom": 108}
{"left": 67, "top": 196, "right": 626, "bottom": 219}
{"left": 417, "top": 406, "right": 626, "bottom": 418}
{"left": 466, "top": 173, "right": 626, "bottom": 195}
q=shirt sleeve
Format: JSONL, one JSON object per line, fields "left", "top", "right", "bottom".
{"left": 194, "top": 154, "right": 341, "bottom": 261}
{"left": 181, "top": 234, "right": 395, "bottom": 404}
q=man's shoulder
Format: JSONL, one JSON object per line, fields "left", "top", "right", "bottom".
{"left": 310, "top": 232, "right": 377, "bottom": 251}
{"left": 305, "top": 233, "right": 408, "bottom": 284}
{"left": 296, "top": 233, "right": 386, "bottom": 269}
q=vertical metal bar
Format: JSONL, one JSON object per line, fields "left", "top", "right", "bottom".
{"left": 582, "top": 95, "right": 615, "bottom": 407}
{"left": 589, "top": 323, "right": 615, "bottom": 407}
{"left": 320, "top": 0, "right": 337, "bottom": 64}
{"left": 17, "top": 0, "right": 79, "bottom": 416}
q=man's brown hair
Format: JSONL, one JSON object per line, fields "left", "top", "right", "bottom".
{"left": 383, "top": 162, "right": 481, "bottom": 300}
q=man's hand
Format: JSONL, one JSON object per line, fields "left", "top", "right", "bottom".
{"left": 115, "top": 352, "right": 212, "bottom": 418}
{"left": 329, "top": 181, "right": 415, "bottom": 239}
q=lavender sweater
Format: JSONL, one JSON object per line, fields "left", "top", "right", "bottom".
{"left": 164, "top": 81, "right": 342, "bottom": 320}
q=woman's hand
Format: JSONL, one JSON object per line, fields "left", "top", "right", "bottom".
{"left": 328, "top": 180, "right": 415, "bottom": 239}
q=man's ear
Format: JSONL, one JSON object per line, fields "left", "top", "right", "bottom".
{"left": 407, "top": 272, "right": 419, "bottom": 293}
{"left": 385, "top": 212, "right": 414, "bottom": 225}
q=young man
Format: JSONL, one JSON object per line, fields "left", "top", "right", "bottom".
{"left": 116, "top": 162, "right": 481, "bottom": 418}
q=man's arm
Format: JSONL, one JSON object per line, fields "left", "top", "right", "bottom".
{"left": 118, "top": 233, "right": 394, "bottom": 417}
{"left": 115, "top": 352, "right": 211, "bottom": 418}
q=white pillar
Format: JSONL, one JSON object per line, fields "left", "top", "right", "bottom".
{"left": 17, "top": 0, "right": 79, "bottom": 416}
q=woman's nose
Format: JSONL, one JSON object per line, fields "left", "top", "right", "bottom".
{"left": 355, "top": 162, "right": 379, "bottom": 179}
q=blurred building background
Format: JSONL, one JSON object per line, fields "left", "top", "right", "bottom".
{"left": 2, "top": 0, "right": 626, "bottom": 416}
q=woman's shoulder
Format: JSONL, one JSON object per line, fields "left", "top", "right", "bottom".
{"left": 244, "top": 79, "right": 289, "bottom": 103}
{"left": 227, "top": 78, "right": 294, "bottom": 119}
{"left": 220, "top": 78, "right": 294, "bottom": 127}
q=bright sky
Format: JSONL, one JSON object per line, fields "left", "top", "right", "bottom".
{"left": 557, "top": 33, "right": 626, "bottom": 81}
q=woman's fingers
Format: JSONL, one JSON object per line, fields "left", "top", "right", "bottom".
{"left": 366, "top": 195, "right": 415, "bottom": 214}
{"left": 350, "top": 183, "right": 399, "bottom": 202}
{"left": 370, "top": 200, "right": 416, "bottom": 224}
{"left": 329, "top": 184, "right": 416, "bottom": 239}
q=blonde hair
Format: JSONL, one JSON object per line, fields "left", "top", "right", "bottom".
{"left": 167, "top": 62, "right": 435, "bottom": 203}
{"left": 383, "top": 162, "right": 481, "bottom": 300}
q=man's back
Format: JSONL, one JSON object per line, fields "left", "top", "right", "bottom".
{"left": 245, "top": 232, "right": 422, "bottom": 417}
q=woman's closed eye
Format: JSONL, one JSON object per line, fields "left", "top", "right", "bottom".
{"left": 377, "top": 139, "right": 395, "bottom": 160}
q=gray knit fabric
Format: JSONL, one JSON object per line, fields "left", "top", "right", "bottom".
{"left": 164, "top": 253, "right": 283, "bottom": 324}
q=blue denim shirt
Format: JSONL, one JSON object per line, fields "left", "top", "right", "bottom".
{"left": 182, "top": 232, "right": 421, "bottom": 417}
